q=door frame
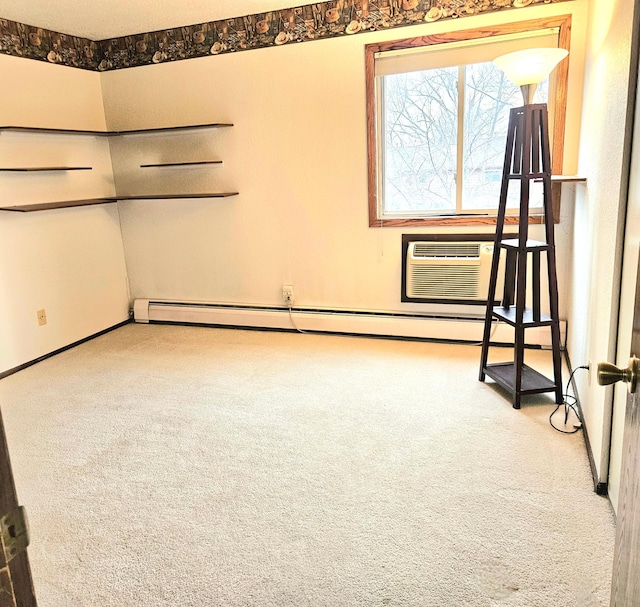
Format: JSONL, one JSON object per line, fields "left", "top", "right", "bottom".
{"left": 0, "top": 410, "right": 37, "bottom": 606}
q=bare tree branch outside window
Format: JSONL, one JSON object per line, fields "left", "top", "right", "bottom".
{"left": 381, "top": 61, "right": 548, "bottom": 216}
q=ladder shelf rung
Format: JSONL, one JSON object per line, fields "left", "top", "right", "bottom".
{"left": 483, "top": 362, "right": 558, "bottom": 395}
{"left": 491, "top": 306, "right": 555, "bottom": 327}
{"left": 500, "top": 238, "right": 550, "bottom": 251}
{"left": 508, "top": 173, "right": 549, "bottom": 180}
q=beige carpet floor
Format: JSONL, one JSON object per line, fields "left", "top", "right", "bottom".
{"left": 0, "top": 324, "right": 615, "bottom": 606}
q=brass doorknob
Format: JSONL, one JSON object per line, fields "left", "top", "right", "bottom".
{"left": 597, "top": 357, "right": 640, "bottom": 393}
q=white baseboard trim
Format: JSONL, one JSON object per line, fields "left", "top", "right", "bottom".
{"left": 133, "top": 299, "right": 566, "bottom": 347}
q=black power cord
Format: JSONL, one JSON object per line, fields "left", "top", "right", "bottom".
{"left": 549, "top": 365, "right": 589, "bottom": 434}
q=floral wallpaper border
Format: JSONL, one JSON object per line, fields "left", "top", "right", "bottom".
{"left": 0, "top": 0, "right": 572, "bottom": 72}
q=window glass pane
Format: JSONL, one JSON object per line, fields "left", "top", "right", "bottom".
{"left": 367, "top": 24, "right": 569, "bottom": 224}
{"left": 382, "top": 67, "right": 458, "bottom": 215}
{"left": 462, "top": 62, "right": 549, "bottom": 211}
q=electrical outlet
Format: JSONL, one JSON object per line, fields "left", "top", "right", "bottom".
{"left": 282, "top": 285, "right": 294, "bottom": 305}
{"left": 37, "top": 309, "right": 47, "bottom": 326}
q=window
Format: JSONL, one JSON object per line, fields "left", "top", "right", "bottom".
{"left": 365, "top": 16, "right": 571, "bottom": 227}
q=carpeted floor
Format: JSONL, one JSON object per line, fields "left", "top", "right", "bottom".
{"left": 0, "top": 324, "right": 615, "bottom": 606}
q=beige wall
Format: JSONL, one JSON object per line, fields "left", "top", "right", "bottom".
{"left": 100, "top": 2, "right": 588, "bottom": 317}
{"left": 0, "top": 55, "right": 129, "bottom": 373}
{"left": 566, "top": 0, "right": 636, "bottom": 493}
{"left": 0, "top": 55, "right": 107, "bottom": 131}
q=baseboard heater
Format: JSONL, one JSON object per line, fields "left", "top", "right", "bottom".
{"left": 133, "top": 300, "right": 565, "bottom": 347}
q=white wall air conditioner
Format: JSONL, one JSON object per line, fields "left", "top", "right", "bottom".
{"left": 405, "top": 240, "right": 504, "bottom": 302}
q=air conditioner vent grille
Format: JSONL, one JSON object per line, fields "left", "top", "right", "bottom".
{"left": 410, "top": 266, "right": 480, "bottom": 299}
{"left": 412, "top": 243, "right": 480, "bottom": 258}
{"left": 405, "top": 239, "right": 503, "bottom": 301}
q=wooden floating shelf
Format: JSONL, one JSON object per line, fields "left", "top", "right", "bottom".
{"left": 0, "top": 167, "right": 93, "bottom": 172}
{"left": 551, "top": 175, "right": 586, "bottom": 182}
{"left": 112, "top": 124, "right": 233, "bottom": 136}
{"left": 509, "top": 174, "right": 587, "bottom": 183}
{"left": 0, "top": 124, "right": 235, "bottom": 211}
{"left": 0, "top": 123, "right": 233, "bottom": 137}
{"left": 0, "top": 199, "right": 115, "bottom": 212}
{"left": 0, "top": 126, "right": 109, "bottom": 136}
{"left": 115, "top": 193, "right": 238, "bottom": 200}
{"left": 531, "top": 175, "right": 587, "bottom": 183}
{"left": 0, "top": 192, "right": 239, "bottom": 212}
{"left": 140, "top": 160, "right": 223, "bottom": 168}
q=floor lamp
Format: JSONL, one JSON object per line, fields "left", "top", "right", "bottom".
{"left": 478, "top": 47, "right": 568, "bottom": 409}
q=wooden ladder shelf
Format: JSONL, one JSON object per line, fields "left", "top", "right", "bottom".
{"left": 478, "top": 104, "right": 563, "bottom": 409}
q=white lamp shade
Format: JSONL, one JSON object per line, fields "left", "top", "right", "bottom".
{"left": 493, "top": 47, "right": 568, "bottom": 86}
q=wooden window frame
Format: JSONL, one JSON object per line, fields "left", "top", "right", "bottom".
{"left": 365, "top": 15, "right": 572, "bottom": 228}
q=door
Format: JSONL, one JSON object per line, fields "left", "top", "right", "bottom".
{"left": 599, "top": 4, "right": 640, "bottom": 602}
{"left": 601, "top": 255, "right": 640, "bottom": 605}
{"left": 0, "top": 409, "right": 36, "bottom": 606}
{"left": 608, "top": 0, "right": 640, "bottom": 513}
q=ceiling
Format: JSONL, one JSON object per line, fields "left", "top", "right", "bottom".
{"left": 0, "top": 0, "right": 300, "bottom": 40}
